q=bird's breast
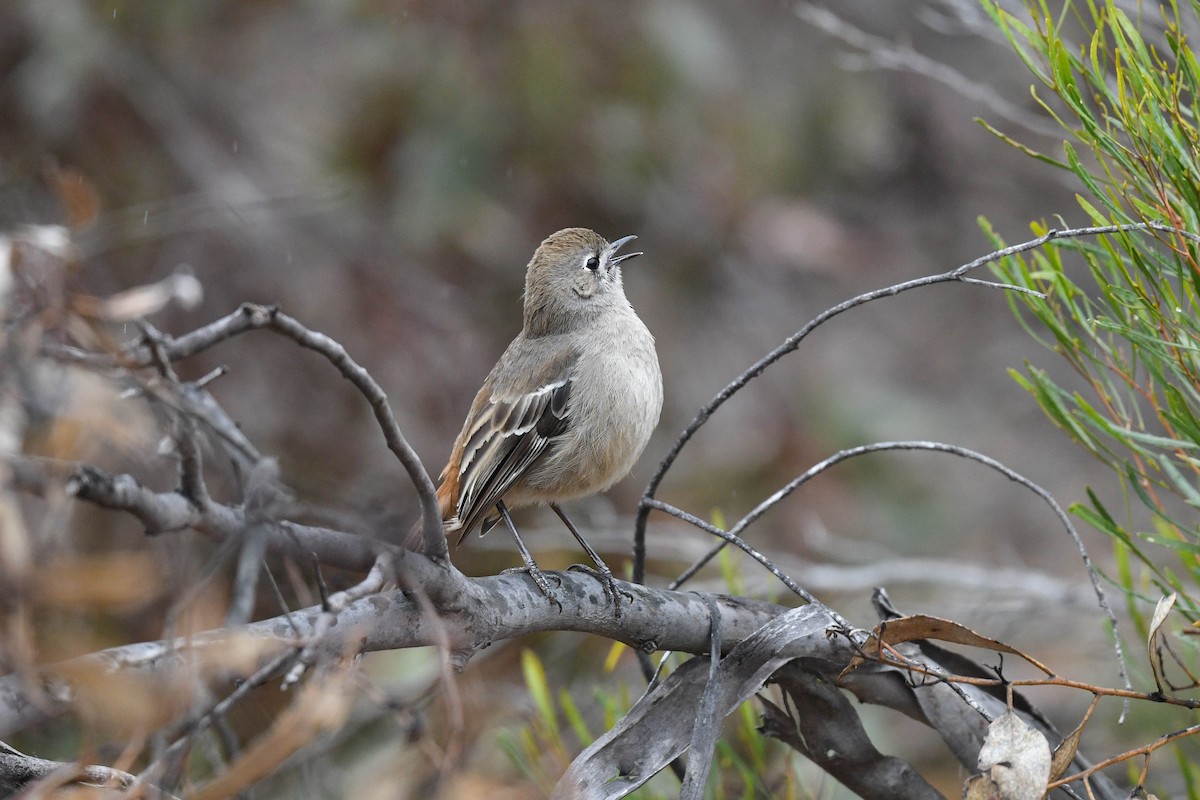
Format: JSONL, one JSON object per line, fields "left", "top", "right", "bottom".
{"left": 522, "top": 315, "right": 662, "bottom": 499}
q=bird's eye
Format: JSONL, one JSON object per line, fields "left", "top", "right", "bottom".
{"left": 585, "top": 255, "right": 600, "bottom": 271}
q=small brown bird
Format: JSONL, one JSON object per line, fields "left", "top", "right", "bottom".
{"left": 419, "top": 228, "right": 662, "bottom": 611}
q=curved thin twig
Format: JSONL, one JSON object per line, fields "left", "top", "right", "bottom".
{"left": 47, "top": 303, "right": 445, "bottom": 559}
{"left": 634, "top": 222, "right": 1194, "bottom": 585}
{"left": 641, "top": 499, "right": 857, "bottom": 636}
{"left": 655, "top": 440, "right": 1131, "bottom": 698}
{"left": 255, "top": 306, "right": 444, "bottom": 558}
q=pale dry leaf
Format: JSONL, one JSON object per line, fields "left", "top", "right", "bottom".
{"left": 552, "top": 604, "right": 836, "bottom": 799}
{"left": 0, "top": 477, "right": 31, "bottom": 581}
{"left": 94, "top": 269, "right": 204, "bottom": 320}
{"left": 968, "top": 711, "right": 1051, "bottom": 800}
{"left": 8, "top": 225, "right": 78, "bottom": 316}
{"left": 15, "top": 224, "right": 75, "bottom": 261}
{"left": 1147, "top": 592, "right": 1176, "bottom": 693}
{"left": 0, "top": 234, "right": 13, "bottom": 303}
{"left": 27, "top": 366, "right": 157, "bottom": 463}
{"left": 1149, "top": 593, "right": 1177, "bottom": 637}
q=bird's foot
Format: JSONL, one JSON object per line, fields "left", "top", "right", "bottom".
{"left": 502, "top": 564, "right": 563, "bottom": 611}
{"left": 567, "top": 563, "right": 633, "bottom": 617}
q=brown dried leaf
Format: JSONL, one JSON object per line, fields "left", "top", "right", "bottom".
{"left": 189, "top": 667, "right": 356, "bottom": 800}
{"left": 843, "top": 614, "right": 1053, "bottom": 678}
{"left": 1048, "top": 713, "right": 1086, "bottom": 782}
{"left": 53, "top": 659, "right": 193, "bottom": 738}
{"left": 55, "top": 630, "right": 280, "bottom": 726}
{"left": 45, "top": 164, "right": 101, "bottom": 232}
{"left": 191, "top": 632, "right": 282, "bottom": 678}
{"left": 34, "top": 553, "right": 166, "bottom": 610}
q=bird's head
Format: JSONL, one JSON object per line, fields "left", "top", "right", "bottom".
{"left": 522, "top": 228, "right": 643, "bottom": 336}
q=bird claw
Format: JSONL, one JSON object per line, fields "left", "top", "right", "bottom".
{"left": 502, "top": 565, "right": 563, "bottom": 611}
{"left": 567, "top": 563, "right": 632, "bottom": 617}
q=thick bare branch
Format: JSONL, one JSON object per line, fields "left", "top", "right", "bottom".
{"left": 0, "top": 741, "right": 174, "bottom": 799}
{"left": 767, "top": 661, "right": 944, "bottom": 799}
{"left": 66, "top": 465, "right": 386, "bottom": 572}
{"left": 0, "top": 572, "right": 790, "bottom": 738}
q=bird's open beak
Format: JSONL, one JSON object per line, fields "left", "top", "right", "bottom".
{"left": 608, "top": 234, "right": 643, "bottom": 266}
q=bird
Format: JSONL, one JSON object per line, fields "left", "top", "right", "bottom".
{"left": 413, "top": 228, "right": 662, "bottom": 614}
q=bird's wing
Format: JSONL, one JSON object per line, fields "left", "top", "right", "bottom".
{"left": 450, "top": 347, "right": 576, "bottom": 539}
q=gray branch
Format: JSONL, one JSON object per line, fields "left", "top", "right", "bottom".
{"left": 65, "top": 464, "right": 386, "bottom": 573}
{"left": 0, "top": 741, "right": 178, "bottom": 799}
{"left": 766, "top": 661, "right": 944, "bottom": 799}
{"left": 44, "top": 303, "right": 446, "bottom": 559}
{"left": 0, "top": 571, "right": 786, "bottom": 739}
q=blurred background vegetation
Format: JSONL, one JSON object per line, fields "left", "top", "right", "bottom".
{"left": 2, "top": 0, "right": 1177, "bottom": 796}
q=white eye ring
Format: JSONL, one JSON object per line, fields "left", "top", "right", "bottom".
{"left": 585, "top": 254, "right": 600, "bottom": 271}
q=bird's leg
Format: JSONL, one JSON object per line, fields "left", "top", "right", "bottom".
{"left": 496, "top": 501, "right": 562, "bottom": 609}
{"left": 550, "top": 503, "right": 631, "bottom": 617}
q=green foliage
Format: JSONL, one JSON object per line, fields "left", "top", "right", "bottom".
{"left": 981, "top": 0, "right": 1200, "bottom": 630}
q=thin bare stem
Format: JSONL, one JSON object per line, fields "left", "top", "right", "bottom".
{"left": 665, "top": 440, "right": 1130, "bottom": 698}
{"left": 632, "top": 225, "right": 1185, "bottom": 695}
{"left": 251, "top": 307, "right": 444, "bottom": 559}
{"left": 1049, "top": 722, "right": 1200, "bottom": 791}
{"left": 137, "top": 648, "right": 298, "bottom": 789}
{"left": 282, "top": 551, "right": 397, "bottom": 687}
{"left": 864, "top": 645, "right": 1198, "bottom": 708}
{"left": 640, "top": 498, "right": 854, "bottom": 632}
{"left": 47, "top": 303, "right": 444, "bottom": 560}
{"left": 636, "top": 223, "right": 1195, "bottom": 586}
